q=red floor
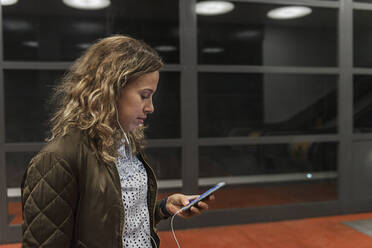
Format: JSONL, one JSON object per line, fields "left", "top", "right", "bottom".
{"left": 158, "top": 181, "right": 337, "bottom": 210}
{"left": 3, "top": 212, "right": 372, "bottom": 247}
{"left": 157, "top": 212, "right": 372, "bottom": 247}
{"left": 4, "top": 182, "right": 354, "bottom": 247}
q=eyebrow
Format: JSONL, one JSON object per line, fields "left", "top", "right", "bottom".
{"left": 141, "top": 89, "right": 154, "bottom": 93}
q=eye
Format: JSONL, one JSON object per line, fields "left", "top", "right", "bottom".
{"left": 140, "top": 89, "right": 153, "bottom": 99}
{"left": 141, "top": 94, "right": 150, "bottom": 99}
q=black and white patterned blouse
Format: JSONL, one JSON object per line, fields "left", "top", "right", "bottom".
{"left": 116, "top": 144, "right": 152, "bottom": 248}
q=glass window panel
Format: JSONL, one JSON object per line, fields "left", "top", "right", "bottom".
{"left": 145, "top": 72, "right": 181, "bottom": 139}
{"left": 3, "top": 0, "right": 179, "bottom": 63}
{"left": 144, "top": 146, "right": 182, "bottom": 206}
{"left": 197, "top": 2, "right": 337, "bottom": 66}
{"left": 5, "top": 70, "right": 179, "bottom": 142}
{"left": 354, "top": 10, "right": 372, "bottom": 67}
{"left": 354, "top": 75, "right": 372, "bottom": 133}
{"left": 145, "top": 147, "right": 182, "bottom": 199}
{"left": 6, "top": 152, "right": 37, "bottom": 226}
{"left": 5, "top": 70, "right": 64, "bottom": 142}
{"left": 145, "top": 147, "right": 181, "bottom": 181}
{"left": 198, "top": 73, "right": 338, "bottom": 137}
{"left": 199, "top": 143, "right": 338, "bottom": 209}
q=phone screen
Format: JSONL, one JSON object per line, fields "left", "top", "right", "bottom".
{"left": 181, "top": 182, "right": 226, "bottom": 212}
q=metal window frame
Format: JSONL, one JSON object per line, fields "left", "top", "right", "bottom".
{"left": 215, "top": 0, "right": 340, "bottom": 8}
{"left": 0, "top": 2, "right": 5, "bottom": 243}
{"left": 3, "top": 0, "right": 372, "bottom": 243}
{"left": 338, "top": 0, "right": 354, "bottom": 210}
{"left": 354, "top": 2, "right": 372, "bottom": 10}
{"left": 0, "top": 0, "right": 22, "bottom": 242}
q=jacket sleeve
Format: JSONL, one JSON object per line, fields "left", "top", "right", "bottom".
{"left": 21, "top": 151, "right": 78, "bottom": 247}
{"left": 154, "top": 199, "right": 166, "bottom": 225}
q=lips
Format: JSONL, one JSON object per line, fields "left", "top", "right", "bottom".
{"left": 137, "top": 117, "right": 146, "bottom": 124}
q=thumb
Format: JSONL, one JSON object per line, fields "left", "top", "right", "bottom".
{"left": 185, "top": 195, "right": 200, "bottom": 205}
{"left": 183, "top": 199, "right": 190, "bottom": 206}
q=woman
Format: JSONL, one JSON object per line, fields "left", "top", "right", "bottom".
{"left": 21, "top": 35, "right": 212, "bottom": 248}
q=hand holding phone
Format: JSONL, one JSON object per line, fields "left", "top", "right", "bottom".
{"left": 181, "top": 182, "right": 226, "bottom": 212}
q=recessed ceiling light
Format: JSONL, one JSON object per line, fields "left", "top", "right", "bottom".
{"left": 202, "top": 47, "right": 224, "bottom": 54}
{"left": 154, "top": 45, "right": 177, "bottom": 52}
{"left": 235, "top": 30, "right": 260, "bottom": 40}
{"left": 3, "top": 19, "right": 31, "bottom": 31}
{"left": 74, "top": 22, "right": 104, "bottom": 33}
{"left": 267, "top": 6, "right": 312, "bottom": 20}
{"left": 77, "top": 43, "right": 92, "bottom": 49}
{"left": 63, "top": 0, "right": 110, "bottom": 10}
{"left": 22, "top": 41, "right": 39, "bottom": 48}
{"left": 1, "top": 0, "right": 17, "bottom": 6}
{"left": 196, "top": 1, "right": 234, "bottom": 16}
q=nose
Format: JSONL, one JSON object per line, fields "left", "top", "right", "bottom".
{"left": 144, "top": 99, "right": 154, "bottom": 114}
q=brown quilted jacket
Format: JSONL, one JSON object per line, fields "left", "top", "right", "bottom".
{"left": 21, "top": 129, "right": 162, "bottom": 247}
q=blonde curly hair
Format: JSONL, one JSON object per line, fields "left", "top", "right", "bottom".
{"left": 47, "top": 35, "right": 163, "bottom": 164}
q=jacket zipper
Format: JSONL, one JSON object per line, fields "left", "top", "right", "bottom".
{"left": 114, "top": 153, "right": 157, "bottom": 247}
{"left": 110, "top": 162, "right": 125, "bottom": 247}
{"left": 141, "top": 153, "right": 158, "bottom": 235}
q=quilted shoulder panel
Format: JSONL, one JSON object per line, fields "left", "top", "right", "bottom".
{"left": 22, "top": 151, "right": 78, "bottom": 248}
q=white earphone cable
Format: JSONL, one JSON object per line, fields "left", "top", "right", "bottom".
{"left": 116, "top": 102, "right": 181, "bottom": 248}
{"left": 115, "top": 106, "right": 133, "bottom": 161}
{"left": 117, "top": 106, "right": 156, "bottom": 248}
{"left": 150, "top": 234, "right": 158, "bottom": 248}
{"left": 171, "top": 209, "right": 183, "bottom": 248}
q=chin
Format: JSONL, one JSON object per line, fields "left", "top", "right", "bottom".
{"left": 126, "top": 125, "right": 138, "bottom": 132}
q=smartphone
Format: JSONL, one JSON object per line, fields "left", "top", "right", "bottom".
{"left": 181, "top": 182, "right": 226, "bottom": 212}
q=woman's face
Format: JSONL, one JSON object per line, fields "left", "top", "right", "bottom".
{"left": 117, "top": 71, "right": 159, "bottom": 132}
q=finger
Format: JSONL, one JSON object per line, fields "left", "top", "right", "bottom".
{"left": 176, "top": 194, "right": 197, "bottom": 206}
{"left": 169, "top": 203, "right": 186, "bottom": 215}
{"left": 177, "top": 208, "right": 194, "bottom": 218}
{"left": 208, "top": 194, "right": 215, "bottom": 201}
{"left": 196, "top": 201, "right": 209, "bottom": 211}
{"left": 186, "top": 195, "right": 200, "bottom": 202}
{"left": 203, "top": 194, "right": 215, "bottom": 202}
{"left": 189, "top": 206, "right": 202, "bottom": 216}
{"left": 171, "top": 194, "right": 190, "bottom": 206}
{"left": 182, "top": 199, "right": 190, "bottom": 207}
{"left": 180, "top": 195, "right": 199, "bottom": 208}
